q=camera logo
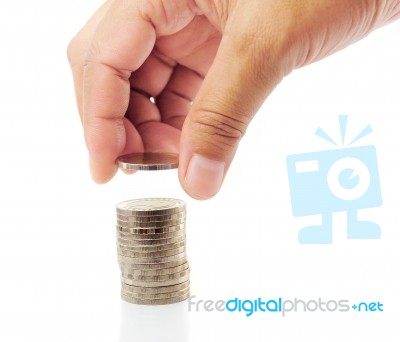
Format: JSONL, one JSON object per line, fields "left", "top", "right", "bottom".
{"left": 287, "top": 115, "right": 382, "bottom": 244}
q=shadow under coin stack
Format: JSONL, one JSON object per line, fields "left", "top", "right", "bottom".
{"left": 116, "top": 198, "right": 190, "bottom": 305}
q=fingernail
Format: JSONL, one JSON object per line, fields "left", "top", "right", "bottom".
{"left": 185, "top": 155, "right": 225, "bottom": 199}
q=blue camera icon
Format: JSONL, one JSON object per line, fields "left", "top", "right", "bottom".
{"left": 287, "top": 145, "right": 382, "bottom": 244}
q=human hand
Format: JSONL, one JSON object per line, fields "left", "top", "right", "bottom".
{"left": 67, "top": 0, "right": 399, "bottom": 199}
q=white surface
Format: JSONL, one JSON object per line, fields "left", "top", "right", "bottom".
{"left": 0, "top": 1, "right": 399, "bottom": 341}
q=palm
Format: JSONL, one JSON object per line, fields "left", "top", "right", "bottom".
{"left": 123, "top": 16, "right": 221, "bottom": 156}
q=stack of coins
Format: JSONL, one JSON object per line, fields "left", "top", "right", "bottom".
{"left": 116, "top": 198, "right": 190, "bottom": 305}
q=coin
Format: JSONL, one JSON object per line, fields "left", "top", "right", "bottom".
{"left": 117, "top": 226, "right": 185, "bottom": 236}
{"left": 121, "top": 280, "right": 190, "bottom": 295}
{"left": 122, "top": 268, "right": 190, "bottom": 282}
{"left": 117, "top": 213, "right": 186, "bottom": 222}
{"left": 121, "top": 272, "right": 190, "bottom": 287}
{"left": 121, "top": 264, "right": 190, "bottom": 281}
{"left": 118, "top": 250, "right": 186, "bottom": 262}
{"left": 117, "top": 220, "right": 185, "bottom": 230}
{"left": 117, "top": 152, "right": 179, "bottom": 171}
{"left": 117, "top": 245, "right": 186, "bottom": 258}
{"left": 117, "top": 222, "right": 185, "bottom": 230}
{"left": 117, "top": 240, "right": 185, "bottom": 252}
{"left": 117, "top": 247, "right": 186, "bottom": 259}
{"left": 116, "top": 218, "right": 186, "bottom": 229}
{"left": 115, "top": 197, "right": 189, "bottom": 305}
{"left": 116, "top": 198, "right": 185, "bottom": 216}
{"left": 121, "top": 287, "right": 190, "bottom": 300}
{"left": 116, "top": 225, "right": 185, "bottom": 236}
{"left": 117, "top": 212, "right": 186, "bottom": 222}
{"left": 120, "top": 262, "right": 189, "bottom": 276}
{"left": 121, "top": 292, "right": 190, "bottom": 305}
{"left": 117, "top": 231, "right": 186, "bottom": 241}
{"left": 117, "top": 228, "right": 185, "bottom": 237}
{"left": 117, "top": 232, "right": 186, "bottom": 246}
{"left": 117, "top": 229, "right": 184, "bottom": 238}
{"left": 118, "top": 257, "right": 188, "bottom": 270}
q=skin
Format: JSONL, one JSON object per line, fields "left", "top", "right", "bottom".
{"left": 67, "top": 0, "right": 400, "bottom": 199}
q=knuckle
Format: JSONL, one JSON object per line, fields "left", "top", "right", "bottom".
{"left": 67, "top": 35, "right": 86, "bottom": 68}
{"left": 190, "top": 110, "right": 247, "bottom": 153}
{"left": 66, "top": 38, "right": 78, "bottom": 66}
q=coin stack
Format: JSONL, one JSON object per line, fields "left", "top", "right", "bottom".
{"left": 116, "top": 198, "right": 190, "bottom": 305}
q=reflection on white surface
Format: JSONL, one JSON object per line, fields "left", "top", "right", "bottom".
{"left": 119, "top": 299, "right": 190, "bottom": 342}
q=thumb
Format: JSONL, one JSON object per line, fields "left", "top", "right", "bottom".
{"left": 179, "top": 22, "right": 287, "bottom": 200}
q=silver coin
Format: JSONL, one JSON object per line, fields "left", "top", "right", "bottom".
{"left": 117, "top": 245, "right": 186, "bottom": 258}
{"left": 117, "top": 212, "right": 186, "bottom": 223}
{"left": 118, "top": 263, "right": 188, "bottom": 276}
{"left": 116, "top": 218, "right": 186, "bottom": 229}
{"left": 118, "top": 257, "right": 188, "bottom": 270}
{"left": 122, "top": 266, "right": 189, "bottom": 280}
{"left": 122, "top": 268, "right": 190, "bottom": 282}
{"left": 117, "top": 216, "right": 186, "bottom": 225}
{"left": 117, "top": 246, "right": 186, "bottom": 259}
{"left": 116, "top": 219, "right": 185, "bottom": 233}
{"left": 117, "top": 221, "right": 185, "bottom": 231}
{"left": 116, "top": 198, "right": 185, "bottom": 216}
{"left": 121, "top": 291, "right": 190, "bottom": 305}
{"left": 117, "top": 229, "right": 185, "bottom": 240}
{"left": 117, "top": 238, "right": 185, "bottom": 249}
{"left": 121, "top": 272, "right": 190, "bottom": 287}
{"left": 117, "top": 230, "right": 186, "bottom": 242}
{"left": 117, "top": 210, "right": 185, "bottom": 219}
{"left": 116, "top": 235, "right": 186, "bottom": 247}
{"left": 120, "top": 262, "right": 189, "bottom": 277}
{"left": 117, "top": 210, "right": 185, "bottom": 220}
{"left": 118, "top": 251, "right": 187, "bottom": 265}
{"left": 115, "top": 222, "right": 186, "bottom": 234}
{"left": 116, "top": 197, "right": 190, "bottom": 302}
{"left": 117, "top": 225, "right": 185, "bottom": 236}
{"left": 117, "top": 246, "right": 186, "bottom": 257}
{"left": 121, "top": 280, "right": 190, "bottom": 294}
{"left": 118, "top": 249, "right": 186, "bottom": 261}
{"left": 117, "top": 230, "right": 185, "bottom": 241}
{"left": 121, "top": 287, "right": 190, "bottom": 300}
{"left": 117, "top": 234, "right": 186, "bottom": 246}
{"left": 117, "top": 240, "right": 185, "bottom": 252}
{"left": 117, "top": 226, "right": 185, "bottom": 238}
{"left": 116, "top": 219, "right": 185, "bottom": 228}
{"left": 122, "top": 288, "right": 190, "bottom": 301}
{"left": 117, "top": 152, "right": 179, "bottom": 171}
{"left": 120, "top": 263, "right": 190, "bottom": 279}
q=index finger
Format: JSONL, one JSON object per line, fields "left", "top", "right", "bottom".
{"left": 82, "top": 1, "right": 156, "bottom": 183}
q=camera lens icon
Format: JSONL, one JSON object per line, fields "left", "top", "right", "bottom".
{"left": 327, "top": 157, "right": 371, "bottom": 201}
{"left": 287, "top": 145, "right": 381, "bottom": 216}
{"left": 287, "top": 145, "right": 383, "bottom": 243}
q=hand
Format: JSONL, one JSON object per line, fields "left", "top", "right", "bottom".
{"left": 67, "top": 0, "right": 399, "bottom": 199}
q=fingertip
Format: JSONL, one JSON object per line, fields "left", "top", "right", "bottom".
{"left": 179, "top": 154, "right": 225, "bottom": 200}
{"left": 89, "top": 158, "right": 118, "bottom": 184}
{"left": 121, "top": 169, "right": 137, "bottom": 175}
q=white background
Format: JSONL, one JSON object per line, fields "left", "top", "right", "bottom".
{"left": 0, "top": 1, "right": 399, "bottom": 341}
